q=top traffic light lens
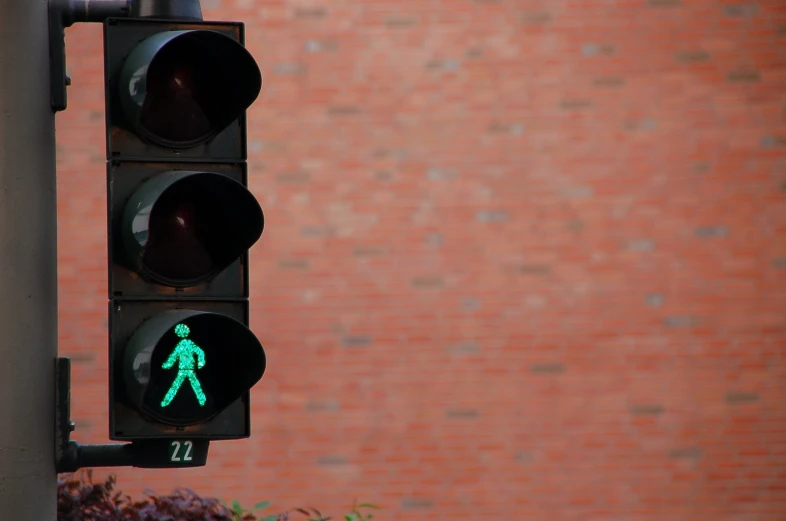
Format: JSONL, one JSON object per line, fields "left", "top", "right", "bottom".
{"left": 120, "top": 30, "right": 262, "bottom": 148}
{"left": 140, "top": 43, "right": 213, "bottom": 145}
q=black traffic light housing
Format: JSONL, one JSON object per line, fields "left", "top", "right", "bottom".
{"left": 104, "top": 17, "right": 266, "bottom": 442}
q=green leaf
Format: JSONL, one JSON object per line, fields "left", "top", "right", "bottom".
{"left": 357, "top": 503, "right": 381, "bottom": 510}
{"left": 254, "top": 501, "right": 271, "bottom": 510}
{"left": 345, "top": 515, "right": 355, "bottom": 521}
{"left": 232, "top": 499, "right": 243, "bottom": 513}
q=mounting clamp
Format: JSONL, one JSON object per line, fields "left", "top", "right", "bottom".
{"left": 56, "top": 357, "right": 209, "bottom": 473}
{"left": 49, "top": 0, "right": 131, "bottom": 112}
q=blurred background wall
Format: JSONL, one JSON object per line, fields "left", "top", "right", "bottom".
{"left": 56, "top": 0, "right": 786, "bottom": 519}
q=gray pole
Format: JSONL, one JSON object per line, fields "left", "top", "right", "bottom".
{"left": 133, "top": 0, "right": 202, "bottom": 19}
{"left": 0, "top": 0, "right": 59, "bottom": 519}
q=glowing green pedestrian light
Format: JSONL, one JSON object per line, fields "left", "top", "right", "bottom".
{"left": 160, "top": 323, "right": 207, "bottom": 408}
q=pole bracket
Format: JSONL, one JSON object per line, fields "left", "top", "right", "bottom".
{"left": 55, "top": 357, "right": 209, "bottom": 473}
{"left": 48, "top": 0, "right": 131, "bottom": 112}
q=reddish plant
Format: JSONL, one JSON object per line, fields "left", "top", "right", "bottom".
{"left": 57, "top": 471, "right": 379, "bottom": 521}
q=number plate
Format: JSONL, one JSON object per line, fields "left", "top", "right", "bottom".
{"left": 132, "top": 439, "right": 210, "bottom": 468}
{"left": 168, "top": 440, "right": 196, "bottom": 463}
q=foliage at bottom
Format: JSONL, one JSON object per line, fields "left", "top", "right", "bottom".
{"left": 57, "top": 471, "right": 380, "bottom": 521}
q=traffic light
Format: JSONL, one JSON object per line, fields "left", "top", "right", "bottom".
{"left": 103, "top": 17, "right": 266, "bottom": 442}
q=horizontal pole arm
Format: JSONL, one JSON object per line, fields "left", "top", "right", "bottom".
{"left": 68, "top": 0, "right": 131, "bottom": 25}
{"left": 57, "top": 441, "right": 134, "bottom": 473}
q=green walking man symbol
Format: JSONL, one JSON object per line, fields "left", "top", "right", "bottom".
{"left": 160, "top": 323, "right": 207, "bottom": 408}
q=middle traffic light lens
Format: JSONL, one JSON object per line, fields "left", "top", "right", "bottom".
{"left": 123, "top": 171, "right": 265, "bottom": 288}
{"left": 144, "top": 183, "right": 218, "bottom": 284}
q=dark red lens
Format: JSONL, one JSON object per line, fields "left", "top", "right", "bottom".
{"left": 139, "top": 39, "right": 218, "bottom": 145}
{"left": 142, "top": 181, "right": 227, "bottom": 284}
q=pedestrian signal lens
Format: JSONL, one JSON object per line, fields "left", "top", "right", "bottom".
{"left": 160, "top": 323, "right": 207, "bottom": 409}
{"left": 122, "top": 171, "right": 264, "bottom": 288}
{"left": 124, "top": 311, "right": 266, "bottom": 427}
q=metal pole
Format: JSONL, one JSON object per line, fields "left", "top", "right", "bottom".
{"left": 132, "top": 0, "right": 203, "bottom": 19}
{"left": 0, "top": 0, "right": 59, "bottom": 519}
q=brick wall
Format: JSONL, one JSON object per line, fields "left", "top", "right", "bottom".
{"left": 56, "top": 1, "right": 786, "bottom": 519}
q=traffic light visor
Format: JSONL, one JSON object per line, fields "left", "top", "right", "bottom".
{"left": 122, "top": 171, "right": 264, "bottom": 287}
{"left": 124, "top": 310, "right": 266, "bottom": 426}
{"left": 119, "top": 30, "right": 262, "bottom": 148}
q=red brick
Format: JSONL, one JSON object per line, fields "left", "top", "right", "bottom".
{"left": 54, "top": 1, "right": 786, "bottom": 519}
